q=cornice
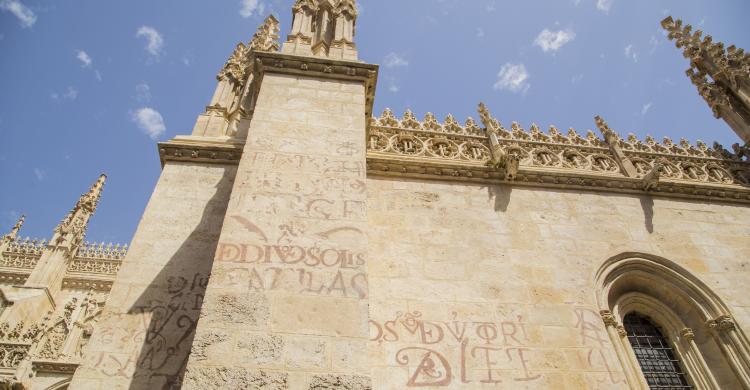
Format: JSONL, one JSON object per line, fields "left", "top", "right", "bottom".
{"left": 158, "top": 138, "right": 245, "bottom": 167}
{"left": 32, "top": 360, "right": 79, "bottom": 374}
{"left": 251, "top": 51, "right": 379, "bottom": 119}
{"left": 366, "top": 155, "right": 750, "bottom": 204}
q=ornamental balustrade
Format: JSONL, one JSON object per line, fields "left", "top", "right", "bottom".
{"left": 367, "top": 108, "right": 750, "bottom": 188}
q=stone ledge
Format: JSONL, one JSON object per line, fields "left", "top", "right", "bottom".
{"left": 158, "top": 140, "right": 244, "bottom": 167}
{"left": 366, "top": 156, "right": 750, "bottom": 205}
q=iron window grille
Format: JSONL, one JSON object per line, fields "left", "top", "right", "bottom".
{"left": 623, "top": 312, "right": 692, "bottom": 389}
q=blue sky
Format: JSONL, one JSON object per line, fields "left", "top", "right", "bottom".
{"left": 1, "top": 0, "right": 748, "bottom": 244}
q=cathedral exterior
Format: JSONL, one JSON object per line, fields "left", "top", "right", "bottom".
{"left": 1, "top": 2, "right": 749, "bottom": 389}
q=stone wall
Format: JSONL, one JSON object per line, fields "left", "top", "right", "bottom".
{"left": 70, "top": 162, "right": 236, "bottom": 389}
{"left": 182, "top": 73, "right": 371, "bottom": 389}
{"left": 366, "top": 177, "right": 750, "bottom": 389}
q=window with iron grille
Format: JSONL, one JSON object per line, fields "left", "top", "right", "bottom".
{"left": 623, "top": 312, "right": 692, "bottom": 389}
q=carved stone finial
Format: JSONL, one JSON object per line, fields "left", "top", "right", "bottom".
{"left": 680, "top": 328, "right": 695, "bottom": 341}
{"left": 3, "top": 215, "right": 25, "bottom": 243}
{"left": 217, "top": 43, "right": 250, "bottom": 83}
{"left": 248, "top": 15, "right": 281, "bottom": 52}
{"left": 594, "top": 116, "right": 618, "bottom": 145}
{"left": 284, "top": 0, "right": 358, "bottom": 59}
{"left": 594, "top": 116, "right": 638, "bottom": 177}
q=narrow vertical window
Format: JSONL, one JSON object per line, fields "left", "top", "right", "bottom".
{"left": 624, "top": 312, "right": 692, "bottom": 389}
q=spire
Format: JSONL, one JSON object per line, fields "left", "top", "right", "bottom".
{"left": 283, "top": 0, "right": 359, "bottom": 60}
{"left": 662, "top": 16, "right": 750, "bottom": 144}
{"left": 2, "top": 215, "right": 24, "bottom": 243}
{"left": 53, "top": 174, "right": 106, "bottom": 249}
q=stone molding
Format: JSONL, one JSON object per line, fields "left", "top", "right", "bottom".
{"left": 30, "top": 361, "right": 78, "bottom": 375}
{"left": 158, "top": 139, "right": 244, "bottom": 167}
{"left": 250, "top": 51, "right": 379, "bottom": 119}
{"left": 366, "top": 107, "right": 750, "bottom": 204}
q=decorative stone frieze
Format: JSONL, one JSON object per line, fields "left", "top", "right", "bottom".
{"left": 0, "top": 344, "right": 29, "bottom": 369}
{"left": 366, "top": 105, "right": 750, "bottom": 204}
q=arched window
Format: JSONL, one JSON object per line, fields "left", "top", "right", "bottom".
{"left": 623, "top": 312, "right": 692, "bottom": 389}
{"left": 595, "top": 252, "right": 750, "bottom": 389}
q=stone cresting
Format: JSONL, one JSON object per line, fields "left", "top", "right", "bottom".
{"left": 366, "top": 104, "right": 750, "bottom": 204}
{"left": 662, "top": 16, "right": 750, "bottom": 144}
{"left": 0, "top": 238, "right": 128, "bottom": 290}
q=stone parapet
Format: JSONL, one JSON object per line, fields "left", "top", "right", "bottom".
{"left": 366, "top": 107, "right": 750, "bottom": 204}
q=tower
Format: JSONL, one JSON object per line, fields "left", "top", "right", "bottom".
{"left": 662, "top": 16, "right": 750, "bottom": 145}
{"left": 70, "top": 1, "right": 377, "bottom": 388}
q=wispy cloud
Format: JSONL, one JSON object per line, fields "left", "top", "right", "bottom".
{"left": 383, "top": 53, "right": 409, "bottom": 68}
{"left": 534, "top": 28, "right": 576, "bottom": 53}
{"left": 76, "top": 50, "right": 92, "bottom": 67}
{"left": 476, "top": 28, "right": 485, "bottom": 38}
{"left": 131, "top": 107, "right": 166, "bottom": 139}
{"left": 641, "top": 102, "right": 653, "bottom": 116}
{"left": 51, "top": 86, "right": 79, "bottom": 101}
{"left": 624, "top": 44, "right": 638, "bottom": 63}
{"left": 494, "top": 63, "right": 530, "bottom": 94}
{"left": 0, "top": 0, "right": 36, "bottom": 28}
{"left": 239, "top": 0, "right": 265, "bottom": 18}
{"left": 135, "top": 83, "right": 152, "bottom": 103}
{"left": 596, "top": 0, "right": 613, "bottom": 14}
{"left": 571, "top": 74, "right": 584, "bottom": 84}
{"left": 33, "top": 168, "right": 46, "bottom": 181}
{"left": 136, "top": 26, "right": 164, "bottom": 59}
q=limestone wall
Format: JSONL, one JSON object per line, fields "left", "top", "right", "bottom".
{"left": 182, "top": 73, "right": 371, "bottom": 389}
{"left": 366, "top": 177, "right": 750, "bottom": 389}
{"left": 70, "top": 162, "right": 236, "bottom": 389}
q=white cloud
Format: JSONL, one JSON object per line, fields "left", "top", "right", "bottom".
{"left": 76, "top": 50, "right": 92, "bottom": 67}
{"left": 33, "top": 168, "right": 46, "bottom": 181}
{"left": 136, "top": 26, "right": 164, "bottom": 59}
{"left": 476, "top": 28, "right": 485, "bottom": 38}
{"left": 388, "top": 83, "right": 399, "bottom": 93}
{"left": 624, "top": 44, "right": 638, "bottom": 63}
{"left": 239, "top": 0, "right": 265, "bottom": 18}
{"left": 51, "top": 86, "right": 78, "bottom": 101}
{"left": 571, "top": 74, "right": 584, "bottom": 84}
{"left": 135, "top": 83, "right": 151, "bottom": 103}
{"left": 383, "top": 53, "right": 409, "bottom": 68}
{"left": 641, "top": 102, "right": 652, "bottom": 116}
{"left": 494, "top": 63, "right": 530, "bottom": 94}
{"left": 534, "top": 28, "right": 576, "bottom": 53}
{"left": 131, "top": 107, "right": 166, "bottom": 139}
{"left": 95, "top": 70, "right": 102, "bottom": 81}
{"left": 596, "top": 0, "right": 613, "bottom": 13}
{"left": 0, "top": 0, "right": 36, "bottom": 28}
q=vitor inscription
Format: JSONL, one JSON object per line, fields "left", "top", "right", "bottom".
{"left": 370, "top": 311, "right": 538, "bottom": 386}
{"left": 371, "top": 307, "right": 627, "bottom": 387}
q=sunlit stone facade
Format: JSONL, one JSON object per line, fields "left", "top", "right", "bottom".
{"left": 2, "top": 2, "right": 749, "bottom": 389}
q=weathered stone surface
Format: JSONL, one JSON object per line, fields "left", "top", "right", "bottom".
{"left": 182, "top": 367, "right": 288, "bottom": 389}
{"left": 308, "top": 374, "right": 372, "bottom": 390}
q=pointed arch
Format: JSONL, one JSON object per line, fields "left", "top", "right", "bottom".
{"left": 46, "top": 378, "right": 71, "bottom": 390}
{"left": 594, "top": 252, "right": 750, "bottom": 389}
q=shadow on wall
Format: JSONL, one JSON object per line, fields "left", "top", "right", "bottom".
{"left": 639, "top": 196, "right": 654, "bottom": 234}
{"left": 486, "top": 184, "right": 512, "bottom": 212}
{"left": 126, "top": 166, "right": 234, "bottom": 390}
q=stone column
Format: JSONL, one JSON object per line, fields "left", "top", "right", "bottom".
{"left": 182, "top": 52, "right": 377, "bottom": 389}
